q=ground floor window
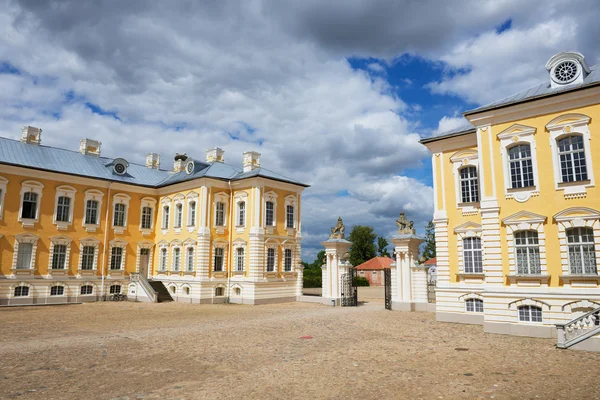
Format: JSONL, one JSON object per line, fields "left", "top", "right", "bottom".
{"left": 14, "top": 286, "right": 29, "bottom": 297}
{"left": 518, "top": 305, "right": 542, "bottom": 322}
{"left": 465, "top": 298, "right": 483, "bottom": 312}
{"left": 215, "top": 287, "right": 224, "bottom": 296}
{"left": 109, "top": 285, "right": 121, "bottom": 294}
{"left": 50, "top": 285, "right": 65, "bottom": 296}
{"left": 80, "top": 285, "right": 93, "bottom": 295}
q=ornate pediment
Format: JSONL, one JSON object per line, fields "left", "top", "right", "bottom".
{"left": 454, "top": 221, "right": 482, "bottom": 233}
{"left": 546, "top": 113, "right": 590, "bottom": 130}
{"left": 497, "top": 123, "right": 536, "bottom": 140}
{"left": 449, "top": 149, "right": 478, "bottom": 163}
{"left": 502, "top": 211, "right": 546, "bottom": 225}
{"left": 554, "top": 207, "right": 600, "bottom": 222}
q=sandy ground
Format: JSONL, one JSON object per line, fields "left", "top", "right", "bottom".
{"left": 1, "top": 296, "right": 599, "bottom": 400}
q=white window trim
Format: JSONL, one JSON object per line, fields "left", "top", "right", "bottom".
{"left": 0, "top": 176, "right": 9, "bottom": 221}
{"left": 12, "top": 233, "right": 40, "bottom": 273}
{"left": 186, "top": 192, "right": 199, "bottom": 232}
{"left": 213, "top": 192, "right": 229, "bottom": 234}
{"left": 284, "top": 195, "right": 298, "bottom": 233}
{"left": 449, "top": 150, "right": 479, "bottom": 216}
{"left": 282, "top": 241, "right": 295, "bottom": 272}
{"left": 462, "top": 295, "right": 484, "bottom": 313}
{"left": 547, "top": 113, "right": 594, "bottom": 198}
{"left": 454, "top": 222, "right": 483, "bottom": 280}
{"left": 502, "top": 211, "right": 549, "bottom": 284}
{"left": 234, "top": 191, "right": 248, "bottom": 233}
{"left": 79, "top": 282, "right": 97, "bottom": 296}
{"left": 48, "top": 235, "right": 73, "bottom": 274}
{"left": 157, "top": 240, "right": 169, "bottom": 273}
{"left": 233, "top": 239, "right": 246, "bottom": 273}
{"left": 263, "top": 190, "right": 278, "bottom": 233}
{"left": 161, "top": 197, "right": 171, "bottom": 234}
{"left": 109, "top": 239, "right": 127, "bottom": 271}
{"left": 265, "top": 239, "right": 279, "bottom": 273}
{"left": 510, "top": 299, "right": 549, "bottom": 324}
{"left": 212, "top": 240, "right": 228, "bottom": 273}
{"left": 9, "top": 282, "right": 33, "bottom": 299}
{"left": 139, "top": 197, "right": 157, "bottom": 236}
{"left": 171, "top": 241, "right": 182, "bottom": 272}
{"left": 184, "top": 239, "right": 196, "bottom": 273}
{"left": 173, "top": 194, "right": 185, "bottom": 233}
{"left": 554, "top": 207, "right": 600, "bottom": 280}
{"left": 52, "top": 185, "right": 77, "bottom": 230}
{"left": 79, "top": 237, "right": 100, "bottom": 272}
{"left": 18, "top": 180, "right": 44, "bottom": 227}
{"left": 111, "top": 193, "right": 131, "bottom": 234}
{"left": 181, "top": 283, "right": 192, "bottom": 296}
{"left": 83, "top": 189, "right": 104, "bottom": 232}
{"left": 48, "top": 282, "right": 67, "bottom": 297}
{"left": 497, "top": 124, "right": 540, "bottom": 203}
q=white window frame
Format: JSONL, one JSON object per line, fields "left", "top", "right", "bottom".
{"left": 111, "top": 193, "right": 131, "bottom": 234}
{"left": 12, "top": 233, "right": 40, "bottom": 272}
{"left": 49, "top": 283, "right": 66, "bottom": 297}
{"left": 171, "top": 243, "right": 182, "bottom": 272}
{"left": 161, "top": 197, "right": 171, "bottom": 233}
{"left": 157, "top": 241, "right": 169, "bottom": 273}
{"left": 283, "top": 247, "right": 294, "bottom": 272}
{"left": 284, "top": 195, "right": 298, "bottom": 232}
{"left": 566, "top": 227, "right": 597, "bottom": 275}
{"left": 184, "top": 240, "right": 196, "bottom": 273}
{"left": 83, "top": 189, "right": 104, "bottom": 232}
{"left": 48, "top": 235, "right": 72, "bottom": 273}
{"left": 234, "top": 191, "right": 248, "bottom": 233}
{"left": 109, "top": 239, "right": 127, "bottom": 271}
{"left": 212, "top": 241, "right": 228, "bottom": 273}
{"left": 547, "top": 114, "right": 594, "bottom": 199}
{"left": 450, "top": 150, "right": 479, "bottom": 216}
{"left": 79, "top": 282, "right": 95, "bottom": 296}
{"left": 263, "top": 190, "right": 278, "bottom": 233}
{"left": 233, "top": 239, "right": 246, "bottom": 272}
{"left": 509, "top": 298, "right": 549, "bottom": 324}
{"left": 454, "top": 222, "right": 483, "bottom": 280}
{"left": 213, "top": 192, "right": 229, "bottom": 234}
{"left": 79, "top": 237, "right": 100, "bottom": 272}
{"left": 11, "top": 282, "right": 32, "bottom": 298}
{"left": 465, "top": 298, "right": 484, "bottom": 313}
{"left": 265, "top": 240, "right": 279, "bottom": 273}
{"left": 187, "top": 192, "right": 199, "bottom": 232}
{"left": 139, "top": 197, "right": 157, "bottom": 235}
{"left": 173, "top": 194, "right": 184, "bottom": 232}
{"left": 0, "top": 176, "right": 7, "bottom": 221}
{"left": 18, "top": 180, "right": 44, "bottom": 227}
{"left": 53, "top": 185, "right": 77, "bottom": 230}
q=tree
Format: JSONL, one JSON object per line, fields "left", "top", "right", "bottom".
{"left": 421, "top": 220, "right": 436, "bottom": 261}
{"left": 348, "top": 225, "right": 377, "bottom": 266}
{"left": 311, "top": 250, "right": 326, "bottom": 269}
{"left": 377, "top": 236, "right": 390, "bottom": 257}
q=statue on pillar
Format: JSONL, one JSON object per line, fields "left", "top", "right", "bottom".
{"left": 329, "top": 217, "right": 346, "bottom": 239}
{"left": 395, "top": 211, "right": 416, "bottom": 235}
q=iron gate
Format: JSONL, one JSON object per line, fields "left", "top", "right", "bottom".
{"left": 341, "top": 268, "right": 357, "bottom": 307}
{"left": 384, "top": 268, "right": 392, "bottom": 310}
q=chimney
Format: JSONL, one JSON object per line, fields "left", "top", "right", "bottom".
{"left": 79, "top": 138, "right": 102, "bottom": 156}
{"left": 242, "top": 151, "right": 261, "bottom": 172}
{"left": 146, "top": 153, "right": 160, "bottom": 169}
{"left": 206, "top": 147, "right": 224, "bottom": 163}
{"left": 173, "top": 153, "right": 188, "bottom": 172}
{"left": 20, "top": 126, "right": 42, "bottom": 145}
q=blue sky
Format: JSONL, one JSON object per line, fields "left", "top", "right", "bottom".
{"left": 1, "top": 0, "right": 599, "bottom": 261}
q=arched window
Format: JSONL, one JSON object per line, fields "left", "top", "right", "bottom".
{"left": 238, "top": 201, "right": 245, "bottom": 226}
{"left": 459, "top": 166, "right": 479, "bottom": 203}
{"left": 567, "top": 227, "right": 597, "bottom": 275}
{"left": 518, "top": 305, "right": 542, "bottom": 322}
{"left": 558, "top": 135, "right": 587, "bottom": 182}
{"left": 50, "top": 285, "right": 64, "bottom": 296}
{"left": 175, "top": 203, "right": 183, "bottom": 228}
{"left": 141, "top": 207, "right": 153, "bottom": 229}
{"left": 109, "top": 285, "right": 121, "bottom": 294}
{"left": 463, "top": 237, "right": 482, "bottom": 273}
{"left": 162, "top": 205, "right": 170, "bottom": 229}
{"left": 80, "top": 285, "right": 93, "bottom": 295}
{"left": 465, "top": 299, "right": 483, "bottom": 312}
{"left": 188, "top": 201, "right": 196, "bottom": 226}
{"left": 514, "top": 231, "right": 540, "bottom": 274}
{"left": 14, "top": 285, "right": 29, "bottom": 297}
{"left": 508, "top": 144, "right": 534, "bottom": 188}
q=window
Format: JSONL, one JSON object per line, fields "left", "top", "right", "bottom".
{"left": 266, "top": 248, "right": 275, "bottom": 272}
{"left": 459, "top": 167, "right": 479, "bottom": 203}
{"left": 187, "top": 247, "right": 194, "bottom": 272}
{"left": 515, "top": 231, "right": 541, "bottom": 274}
{"left": 50, "top": 286, "right": 64, "bottom": 296}
{"left": 52, "top": 244, "right": 67, "bottom": 269}
{"left": 110, "top": 247, "right": 123, "bottom": 270}
{"left": 215, "top": 202, "right": 225, "bottom": 226}
{"left": 85, "top": 200, "right": 99, "bottom": 225}
{"left": 284, "top": 248, "right": 292, "bottom": 272}
{"left": 286, "top": 205, "right": 294, "bottom": 229}
{"left": 56, "top": 196, "right": 71, "bottom": 222}
{"left": 265, "top": 201, "right": 274, "bottom": 226}
{"left": 238, "top": 201, "right": 245, "bottom": 226}
{"left": 16, "top": 243, "right": 33, "bottom": 269}
{"left": 463, "top": 237, "right": 482, "bottom": 273}
{"left": 21, "top": 192, "right": 38, "bottom": 219}
{"left": 109, "top": 285, "right": 121, "bottom": 294}
{"left": 141, "top": 207, "right": 153, "bottom": 229}
{"left": 215, "top": 287, "right": 224, "bottom": 296}
{"left": 214, "top": 247, "right": 224, "bottom": 271}
{"left": 81, "top": 246, "right": 95, "bottom": 270}
{"left": 236, "top": 248, "right": 245, "bottom": 271}
{"left": 518, "top": 305, "right": 542, "bottom": 322}
{"left": 80, "top": 285, "right": 93, "bottom": 295}
{"left": 465, "top": 299, "right": 484, "bottom": 312}
{"left": 188, "top": 201, "right": 196, "bottom": 226}
{"left": 173, "top": 248, "right": 181, "bottom": 271}
{"left": 162, "top": 205, "right": 170, "bottom": 229}
{"left": 567, "top": 227, "right": 597, "bottom": 275}
{"left": 113, "top": 203, "right": 126, "bottom": 227}
{"left": 508, "top": 145, "right": 534, "bottom": 188}
{"left": 14, "top": 286, "right": 29, "bottom": 297}
{"left": 175, "top": 203, "right": 183, "bottom": 228}
{"left": 184, "top": 287, "right": 190, "bottom": 295}
{"left": 160, "top": 248, "right": 168, "bottom": 271}
{"left": 558, "top": 136, "right": 587, "bottom": 182}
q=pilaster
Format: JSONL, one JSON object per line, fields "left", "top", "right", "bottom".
{"left": 196, "top": 228, "right": 211, "bottom": 281}
{"left": 248, "top": 227, "right": 265, "bottom": 281}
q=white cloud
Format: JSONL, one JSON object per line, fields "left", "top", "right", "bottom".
{"left": 432, "top": 116, "right": 471, "bottom": 137}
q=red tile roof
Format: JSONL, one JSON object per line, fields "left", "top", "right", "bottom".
{"left": 354, "top": 257, "right": 394, "bottom": 270}
{"left": 424, "top": 257, "right": 437, "bottom": 265}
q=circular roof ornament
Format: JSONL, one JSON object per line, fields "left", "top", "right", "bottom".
{"left": 185, "top": 159, "right": 195, "bottom": 175}
{"left": 553, "top": 60, "right": 579, "bottom": 84}
{"left": 112, "top": 158, "right": 129, "bottom": 175}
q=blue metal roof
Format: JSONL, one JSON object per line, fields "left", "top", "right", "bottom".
{"left": 0, "top": 136, "right": 309, "bottom": 188}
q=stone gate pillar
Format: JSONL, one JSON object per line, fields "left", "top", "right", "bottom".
{"left": 390, "top": 212, "right": 425, "bottom": 311}
{"left": 321, "top": 217, "right": 352, "bottom": 305}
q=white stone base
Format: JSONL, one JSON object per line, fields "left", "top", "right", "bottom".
{"left": 391, "top": 301, "right": 436, "bottom": 312}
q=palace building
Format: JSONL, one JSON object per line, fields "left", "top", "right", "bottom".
{"left": 421, "top": 52, "right": 600, "bottom": 348}
{"left": 0, "top": 128, "right": 307, "bottom": 305}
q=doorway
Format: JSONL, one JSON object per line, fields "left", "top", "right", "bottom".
{"left": 139, "top": 248, "right": 150, "bottom": 279}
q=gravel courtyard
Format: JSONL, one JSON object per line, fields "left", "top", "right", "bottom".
{"left": 1, "top": 294, "right": 599, "bottom": 400}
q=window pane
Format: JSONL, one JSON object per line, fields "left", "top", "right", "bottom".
{"left": 238, "top": 201, "right": 245, "bottom": 226}
{"left": 189, "top": 201, "right": 196, "bottom": 226}
{"left": 56, "top": 196, "right": 71, "bottom": 222}
{"left": 460, "top": 167, "right": 479, "bottom": 203}
{"left": 214, "top": 247, "right": 223, "bottom": 271}
{"left": 113, "top": 204, "right": 126, "bottom": 227}
{"left": 267, "top": 248, "right": 275, "bottom": 272}
{"left": 265, "top": 201, "right": 274, "bottom": 226}
{"left": 17, "top": 243, "right": 33, "bottom": 269}
{"left": 22, "top": 192, "right": 38, "bottom": 219}
{"left": 141, "top": 207, "right": 152, "bottom": 229}
{"left": 52, "top": 244, "right": 67, "bottom": 269}
{"left": 85, "top": 200, "right": 98, "bottom": 224}
{"left": 110, "top": 247, "right": 123, "bottom": 270}
{"left": 463, "top": 237, "right": 482, "bottom": 273}
{"left": 216, "top": 202, "right": 225, "bottom": 226}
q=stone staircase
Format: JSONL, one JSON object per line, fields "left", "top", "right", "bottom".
{"left": 148, "top": 280, "right": 174, "bottom": 303}
{"left": 556, "top": 307, "right": 600, "bottom": 350}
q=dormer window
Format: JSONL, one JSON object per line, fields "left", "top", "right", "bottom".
{"left": 545, "top": 52, "right": 590, "bottom": 89}
{"left": 553, "top": 61, "right": 578, "bottom": 84}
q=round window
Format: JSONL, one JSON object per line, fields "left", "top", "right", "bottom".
{"left": 185, "top": 160, "right": 195, "bottom": 175}
{"left": 553, "top": 61, "right": 579, "bottom": 84}
{"left": 113, "top": 162, "right": 127, "bottom": 175}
